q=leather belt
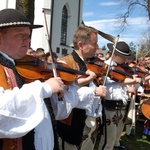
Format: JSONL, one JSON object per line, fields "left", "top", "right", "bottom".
{"left": 104, "top": 100, "right": 128, "bottom": 110}
{"left": 144, "top": 89, "right": 150, "bottom": 94}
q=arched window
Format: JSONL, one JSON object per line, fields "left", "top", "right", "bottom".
{"left": 60, "top": 5, "right": 68, "bottom": 45}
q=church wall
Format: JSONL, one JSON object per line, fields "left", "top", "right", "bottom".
{"left": 0, "top": 0, "right": 16, "bottom": 10}
{"left": 51, "top": 0, "right": 83, "bottom": 56}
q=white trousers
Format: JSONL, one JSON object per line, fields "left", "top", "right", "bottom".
{"left": 98, "top": 109, "right": 126, "bottom": 150}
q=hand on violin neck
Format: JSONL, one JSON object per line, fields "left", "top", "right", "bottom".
{"left": 75, "top": 69, "right": 96, "bottom": 86}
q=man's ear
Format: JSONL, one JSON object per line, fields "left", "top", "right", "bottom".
{"left": 78, "top": 41, "right": 83, "bottom": 49}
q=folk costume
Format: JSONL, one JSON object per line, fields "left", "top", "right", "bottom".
{"left": 98, "top": 68, "right": 129, "bottom": 150}
{"left": 98, "top": 42, "right": 134, "bottom": 150}
{"left": 0, "top": 52, "right": 55, "bottom": 150}
{"left": 57, "top": 51, "right": 102, "bottom": 150}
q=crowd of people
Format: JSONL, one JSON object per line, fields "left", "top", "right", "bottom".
{"left": 26, "top": 47, "right": 58, "bottom": 63}
{"left": 0, "top": 8, "right": 150, "bottom": 150}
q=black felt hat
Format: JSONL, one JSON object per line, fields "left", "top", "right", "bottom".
{"left": 107, "top": 41, "right": 133, "bottom": 58}
{"left": 0, "top": 9, "right": 43, "bottom": 29}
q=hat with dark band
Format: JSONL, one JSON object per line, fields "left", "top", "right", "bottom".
{"left": 107, "top": 41, "right": 133, "bottom": 59}
{"left": 0, "top": 9, "right": 43, "bottom": 29}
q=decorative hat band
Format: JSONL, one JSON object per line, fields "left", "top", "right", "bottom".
{"left": 0, "top": 21, "right": 31, "bottom": 27}
{"left": 113, "top": 45, "right": 131, "bottom": 56}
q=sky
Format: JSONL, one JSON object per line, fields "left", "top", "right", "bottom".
{"left": 82, "top": 0, "right": 149, "bottom": 50}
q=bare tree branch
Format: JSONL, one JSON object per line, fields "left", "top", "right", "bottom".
{"left": 118, "top": 0, "right": 150, "bottom": 31}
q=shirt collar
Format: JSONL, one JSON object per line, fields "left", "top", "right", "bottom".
{"left": 0, "top": 51, "right": 15, "bottom": 65}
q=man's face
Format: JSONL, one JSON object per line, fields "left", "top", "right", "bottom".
{"left": 82, "top": 32, "right": 99, "bottom": 60}
{"left": 114, "top": 54, "right": 126, "bottom": 64}
{"left": 0, "top": 27, "right": 31, "bottom": 59}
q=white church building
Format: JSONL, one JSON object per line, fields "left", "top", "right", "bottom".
{"left": 0, "top": 0, "right": 83, "bottom": 57}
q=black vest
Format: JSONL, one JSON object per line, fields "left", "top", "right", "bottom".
{"left": 57, "top": 51, "right": 88, "bottom": 146}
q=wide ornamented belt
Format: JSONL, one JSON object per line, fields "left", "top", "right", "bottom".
{"left": 104, "top": 100, "right": 129, "bottom": 110}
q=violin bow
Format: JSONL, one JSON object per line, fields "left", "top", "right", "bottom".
{"left": 136, "top": 44, "right": 139, "bottom": 64}
{"left": 97, "top": 30, "right": 117, "bottom": 43}
{"left": 88, "top": 25, "right": 123, "bottom": 43}
{"left": 103, "top": 35, "right": 120, "bottom": 86}
{"left": 95, "top": 35, "right": 120, "bottom": 115}
{"left": 42, "top": 9, "right": 58, "bottom": 77}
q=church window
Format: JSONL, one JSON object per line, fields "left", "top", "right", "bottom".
{"left": 60, "top": 5, "right": 68, "bottom": 45}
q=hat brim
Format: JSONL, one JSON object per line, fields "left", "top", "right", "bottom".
{"left": 127, "top": 52, "right": 136, "bottom": 60}
{"left": 30, "top": 25, "right": 43, "bottom": 29}
{"left": 0, "top": 24, "right": 43, "bottom": 29}
{"left": 107, "top": 43, "right": 133, "bottom": 59}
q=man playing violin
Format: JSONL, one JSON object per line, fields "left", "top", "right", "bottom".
{"left": 0, "top": 9, "right": 99, "bottom": 150}
{"left": 98, "top": 41, "right": 142, "bottom": 150}
{"left": 56, "top": 25, "right": 107, "bottom": 150}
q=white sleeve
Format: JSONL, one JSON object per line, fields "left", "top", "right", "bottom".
{"left": 105, "top": 79, "right": 128, "bottom": 104}
{"left": 76, "top": 86, "right": 95, "bottom": 109}
{"left": 51, "top": 81, "right": 102, "bottom": 120}
{"left": 75, "top": 85, "right": 103, "bottom": 117}
{"left": 0, "top": 80, "right": 52, "bottom": 138}
{"left": 51, "top": 82, "right": 80, "bottom": 120}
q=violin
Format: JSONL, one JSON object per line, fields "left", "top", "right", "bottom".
{"left": 109, "top": 65, "right": 133, "bottom": 82}
{"left": 140, "top": 98, "right": 150, "bottom": 119}
{"left": 15, "top": 55, "right": 86, "bottom": 85}
{"left": 121, "top": 62, "right": 150, "bottom": 90}
{"left": 121, "top": 62, "right": 149, "bottom": 78}
{"left": 87, "top": 57, "right": 133, "bottom": 82}
{"left": 86, "top": 57, "right": 107, "bottom": 85}
{"left": 87, "top": 57, "right": 106, "bottom": 75}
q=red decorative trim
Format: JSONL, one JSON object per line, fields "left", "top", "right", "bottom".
{"left": 3, "top": 66, "right": 22, "bottom": 150}
{"left": 3, "top": 66, "right": 18, "bottom": 89}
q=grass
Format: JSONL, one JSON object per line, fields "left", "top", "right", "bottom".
{"left": 94, "top": 120, "right": 150, "bottom": 150}
{"left": 120, "top": 121, "right": 150, "bottom": 150}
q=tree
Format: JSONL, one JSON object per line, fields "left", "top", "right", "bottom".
{"left": 101, "top": 45, "right": 107, "bottom": 50}
{"left": 129, "top": 41, "right": 136, "bottom": 51}
{"left": 137, "top": 30, "right": 150, "bottom": 59}
{"left": 16, "top": 0, "right": 35, "bottom": 25}
{"left": 118, "top": 0, "right": 150, "bottom": 30}
{"left": 117, "top": 0, "right": 150, "bottom": 60}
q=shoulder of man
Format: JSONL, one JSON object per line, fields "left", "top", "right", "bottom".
{"left": 58, "top": 54, "right": 78, "bottom": 70}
